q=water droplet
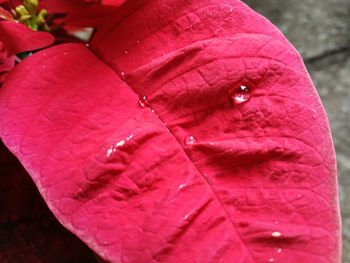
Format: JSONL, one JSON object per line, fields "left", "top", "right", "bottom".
{"left": 85, "top": 43, "right": 90, "bottom": 47}
{"left": 136, "top": 40, "right": 140, "bottom": 44}
{"left": 272, "top": 232, "right": 282, "bottom": 237}
{"left": 106, "top": 148, "right": 113, "bottom": 158}
{"left": 124, "top": 49, "right": 128, "bottom": 54}
{"left": 277, "top": 248, "right": 282, "bottom": 253}
{"left": 297, "top": 194, "right": 302, "bottom": 198}
{"left": 181, "top": 213, "right": 191, "bottom": 220}
{"left": 229, "top": 7, "right": 233, "bottom": 13}
{"left": 121, "top": 72, "right": 126, "bottom": 81}
{"left": 178, "top": 184, "right": 186, "bottom": 189}
{"left": 138, "top": 96, "right": 149, "bottom": 108}
{"left": 115, "top": 140, "right": 125, "bottom": 147}
{"left": 184, "top": 135, "right": 197, "bottom": 146}
{"left": 106, "top": 136, "right": 132, "bottom": 158}
{"left": 41, "top": 65, "right": 46, "bottom": 69}
{"left": 230, "top": 85, "right": 251, "bottom": 104}
{"left": 103, "top": 241, "right": 109, "bottom": 245}
{"left": 190, "top": 24, "right": 193, "bottom": 28}
{"left": 269, "top": 259, "right": 274, "bottom": 262}
{"left": 63, "top": 52, "right": 68, "bottom": 55}
{"left": 275, "top": 221, "right": 279, "bottom": 224}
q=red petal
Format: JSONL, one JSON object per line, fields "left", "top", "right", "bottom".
{"left": 40, "top": 0, "right": 86, "bottom": 13}
{"left": 0, "top": 41, "right": 14, "bottom": 83}
{"left": 0, "top": 21, "right": 54, "bottom": 56}
{"left": 0, "top": 0, "right": 341, "bottom": 263}
{"left": 65, "top": 4, "right": 119, "bottom": 27}
{"left": 0, "top": 6, "right": 14, "bottom": 21}
{"left": 101, "top": 0, "right": 126, "bottom": 6}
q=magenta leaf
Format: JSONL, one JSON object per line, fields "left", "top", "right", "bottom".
{"left": 0, "top": 0, "right": 341, "bottom": 262}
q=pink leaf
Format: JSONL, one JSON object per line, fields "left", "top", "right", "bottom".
{"left": 0, "top": 0, "right": 341, "bottom": 262}
{"left": 0, "top": 21, "right": 54, "bottom": 56}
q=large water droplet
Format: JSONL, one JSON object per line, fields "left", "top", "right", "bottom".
{"left": 230, "top": 85, "right": 251, "bottom": 104}
{"left": 184, "top": 135, "right": 197, "bottom": 146}
{"left": 138, "top": 96, "right": 149, "bottom": 108}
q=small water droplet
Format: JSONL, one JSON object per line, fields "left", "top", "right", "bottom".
{"left": 136, "top": 40, "right": 140, "bottom": 44}
{"left": 209, "top": 12, "right": 213, "bottom": 16}
{"left": 297, "top": 194, "right": 302, "bottom": 198}
{"left": 275, "top": 221, "right": 279, "bottom": 224}
{"left": 230, "top": 85, "right": 251, "bottom": 104}
{"left": 184, "top": 135, "right": 197, "bottom": 146}
{"left": 85, "top": 43, "right": 90, "bottom": 47}
{"left": 106, "top": 148, "right": 113, "bottom": 158}
{"left": 138, "top": 96, "right": 149, "bottom": 108}
{"left": 121, "top": 72, "right": 126, "bottom": 81}
{"left": 190, "top": 24, "right": 193, "bottom": 28}
{"left": 63, "top": 52, "right": 68, "bottom": 55}
{"left": 124, "top": 49, "right": 128, "bottom": 54}
{"left": 181, "top": 213, "right": 191, "bottom": 220}
{"left": 277, "top": 248, "right": 282, "bottom": 253}
{"left": 103, "top": 241, "right": 109, "bottom": 245}
{"left": 178, "top": 184, "right": 186, "bottom": 189}
{"left": 229, "top": 7, "right": 233, "bottom": 13}
{"left": 272, "top": 232, "right": 282, "bottom": 237}
{"left": 269, "top": 258, "right": 274, "bottom": 262}
{"left": 41, "top": 65, "right": 47, "bottom": 69}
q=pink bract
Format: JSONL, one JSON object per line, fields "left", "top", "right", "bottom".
{"left": 0, "top": 0, "right": 341, "bottom": 262}
{"left": 0, "top": 21, "right": 54, "bottom": 56}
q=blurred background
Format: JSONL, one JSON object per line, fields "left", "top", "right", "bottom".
{"left": 243, "top": 0, "right": 350, "bottom": 261}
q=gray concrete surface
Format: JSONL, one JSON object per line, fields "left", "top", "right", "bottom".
{"left": 242, "top": 1, "right": 350, "bottom": 262}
